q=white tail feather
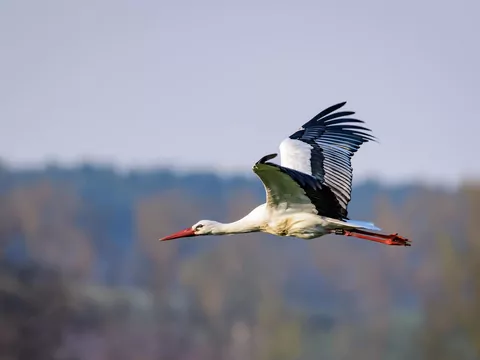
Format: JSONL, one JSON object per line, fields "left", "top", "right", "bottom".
{"left": 344, "top": 219, "right": 381, "bottom": 231}
{"left": 325, "top": 218, "right": 382, "bottom": 231}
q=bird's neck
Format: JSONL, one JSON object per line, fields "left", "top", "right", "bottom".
{"left": 213, "top": 206, "right": 266, "bottom": 235}
{"left": 213, "top": 219, "right": 261, "bottom": 235}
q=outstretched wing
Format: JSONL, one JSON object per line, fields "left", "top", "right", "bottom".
{"left": 252, "top": 154, "right": 347, "bottom": 219}
{"left": 279, "top": 102, "right": 376, "bottom": 219}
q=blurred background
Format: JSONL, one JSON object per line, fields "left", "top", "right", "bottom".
{"left": 1, "top": 1, "right": 479, "bottom": 359}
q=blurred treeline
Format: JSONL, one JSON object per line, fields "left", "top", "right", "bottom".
{"left": 0, "top": 163, "right": 479, "bottom": 360}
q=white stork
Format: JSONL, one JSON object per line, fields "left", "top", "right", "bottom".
{"left": 160, "top": 102, "right": 411, "bottom": 246}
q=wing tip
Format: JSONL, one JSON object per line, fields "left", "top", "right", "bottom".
{"left": 304, "top": 101, "right": 348, "bottom": 127}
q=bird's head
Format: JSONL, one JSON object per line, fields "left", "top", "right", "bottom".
{"left": 160, "top": 220, "right": 220, "bottom": 241}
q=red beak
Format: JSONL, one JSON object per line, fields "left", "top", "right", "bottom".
{"left": 160, "top": 227, "right": 196, "bottom": 241}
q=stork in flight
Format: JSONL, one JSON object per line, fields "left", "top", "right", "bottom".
{"left": 160, "top": 102, "right": 411, "bottom": 246}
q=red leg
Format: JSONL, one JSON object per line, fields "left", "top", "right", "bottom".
{"left": 335, "top": 228, "right": 411, "bottom": 246}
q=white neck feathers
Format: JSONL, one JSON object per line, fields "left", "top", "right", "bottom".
{"left": 213, "top": 205, "right": 267, "bottom": 235}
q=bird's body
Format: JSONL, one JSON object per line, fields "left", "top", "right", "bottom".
{"left": 213, "top": 203, "right": 381, "bottom": 240}
{"left": 264, "top": 209, "right": 329, "bottom": 239}
{"left": 161, "top": 102, "right": 411, "bottom": 246}
{"left": 213, "top": 203, "right": 331, "bottom": 239}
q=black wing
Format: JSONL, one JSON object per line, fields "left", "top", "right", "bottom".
{"left": 279, "top": 102, "right": 376, "bottom": 219}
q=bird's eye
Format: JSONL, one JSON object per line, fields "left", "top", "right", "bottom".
{"left": 195, "top": 224, "right": 204, "bottom": 231}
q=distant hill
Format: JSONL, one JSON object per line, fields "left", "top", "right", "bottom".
{"left": 0, "top": 163, "right": 422, "bottom": 214}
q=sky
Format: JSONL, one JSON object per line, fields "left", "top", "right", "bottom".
{"left": 1, "top": 0, "right": 479, "bottom": 186}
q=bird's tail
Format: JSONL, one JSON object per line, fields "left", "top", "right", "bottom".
{"left": 343, "top": 219, "right": 382, "bottom": 231}
{"left": 326, "top": 218, "right": 382, "bottom": 231}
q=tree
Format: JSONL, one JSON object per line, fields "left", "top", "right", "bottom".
{"left": 8, "top": 182, "right": 95, "bottom": 281}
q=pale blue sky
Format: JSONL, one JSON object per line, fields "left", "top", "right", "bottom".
{"left": 1, "top": 0, "right": 479, "bottom": 185}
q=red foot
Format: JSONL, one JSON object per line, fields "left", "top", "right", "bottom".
{"left": 382, "top": 233, "right": 411, "bottom": 246}
{"left": 342, "top": 230, "right": 412, "bottom": 247}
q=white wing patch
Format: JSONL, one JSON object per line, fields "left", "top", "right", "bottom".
{"left": 279, "top": 138, "right": 313, "bottom": 175}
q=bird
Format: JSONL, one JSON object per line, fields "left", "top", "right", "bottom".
{"left": 160, "top": 102, "right": 411, "bottom": 247}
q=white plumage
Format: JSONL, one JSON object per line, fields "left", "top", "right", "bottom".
{"left": 279, "top": 138, "right": 313, "bottom": 175}
{"left": 161, "top": 102, "right": 411, "bottom": 247}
